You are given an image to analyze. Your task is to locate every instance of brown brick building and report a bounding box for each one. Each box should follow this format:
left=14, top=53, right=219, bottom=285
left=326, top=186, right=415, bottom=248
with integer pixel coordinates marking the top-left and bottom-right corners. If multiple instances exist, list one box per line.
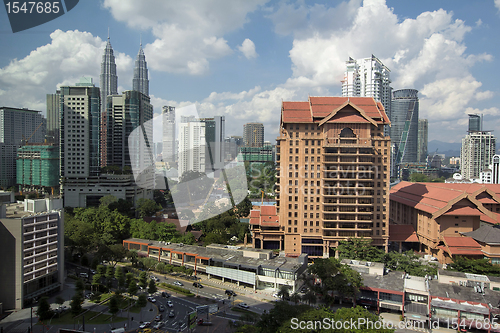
left=251, top=97, right=391, bottom=258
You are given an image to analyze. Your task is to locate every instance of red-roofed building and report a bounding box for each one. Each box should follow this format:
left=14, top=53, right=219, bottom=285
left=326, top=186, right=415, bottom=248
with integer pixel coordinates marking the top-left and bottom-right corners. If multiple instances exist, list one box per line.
left=390, top=181, right=500, bottom=263
left=271, top=96, right=390, bottom=257
left=250, top=205, right=283, bottom=250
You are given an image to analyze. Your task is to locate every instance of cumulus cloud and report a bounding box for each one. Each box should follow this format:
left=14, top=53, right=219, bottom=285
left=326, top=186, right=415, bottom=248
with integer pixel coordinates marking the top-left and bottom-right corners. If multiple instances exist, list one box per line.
left=103, top=0, right=267, bottom=74
left=495, top=0, right=500, bottom=10
left=0, top=30, right=132, bottom=112
left=238, top=39, right=258, bottom=59
left=265, top=0, right=493, bottom=141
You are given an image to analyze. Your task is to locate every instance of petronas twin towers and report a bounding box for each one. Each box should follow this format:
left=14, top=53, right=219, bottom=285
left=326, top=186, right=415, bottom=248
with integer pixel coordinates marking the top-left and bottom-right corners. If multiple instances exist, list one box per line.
left=99, top=35, right=152, bottom=169
left=99, top=35, right=150, bottom=114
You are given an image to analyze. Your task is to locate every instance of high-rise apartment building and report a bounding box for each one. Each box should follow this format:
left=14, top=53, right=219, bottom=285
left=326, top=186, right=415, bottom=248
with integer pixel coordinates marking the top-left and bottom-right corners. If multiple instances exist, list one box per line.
left=162, top=106, right=176, bottom=165
left=132, top=42, right=149, bottom=96
left=391, top=89, right=419, bottom=166
left=418, top=119, right=428, bottom=163
left=0, top=198, right=64, bottom=309
left=341, top=55, right=392, bottom=134
left=201, top=116, right=225, bottom=172
left=0, top=107, right=46, bottom=187
left=103, top=91, right=153, bottom=170
left=46, top=91, right=60, bottom=144
left=461, top=115, right=496, bottom=180
left=243, top=123, right=264, bottom=147
left=251, top=97, right=391, bottom=256
left=179, top=116, right=205, bottom=178
left=99, top=36, right=118, bottom=167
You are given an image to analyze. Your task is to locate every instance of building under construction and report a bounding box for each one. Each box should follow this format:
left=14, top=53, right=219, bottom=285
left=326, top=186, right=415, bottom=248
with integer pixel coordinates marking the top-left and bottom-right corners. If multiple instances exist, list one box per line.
left=238, top=145, right=275, bottom=164
left=16, top=144, right=59, bottom=192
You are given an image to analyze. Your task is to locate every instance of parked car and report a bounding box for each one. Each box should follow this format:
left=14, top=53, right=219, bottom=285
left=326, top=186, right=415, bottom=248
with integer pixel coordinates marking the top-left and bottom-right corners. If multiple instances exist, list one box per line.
left=238, top=303, right=249, bottom=309
left=153, top=322, right=162, bottom=329
left=168, top=310, right=175, bottom=318
left=167, top=300, right=173, bottom=307
left=193, top=282, right=203, bottom=288
left=159, top=305, right=165, bottom=312
left=173, top=281, right=183, bottom=286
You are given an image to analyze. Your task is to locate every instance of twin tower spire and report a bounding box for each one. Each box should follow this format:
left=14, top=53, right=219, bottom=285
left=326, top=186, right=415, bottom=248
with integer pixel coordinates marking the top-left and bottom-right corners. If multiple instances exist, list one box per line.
left=99, top=34, right=149, bottom=114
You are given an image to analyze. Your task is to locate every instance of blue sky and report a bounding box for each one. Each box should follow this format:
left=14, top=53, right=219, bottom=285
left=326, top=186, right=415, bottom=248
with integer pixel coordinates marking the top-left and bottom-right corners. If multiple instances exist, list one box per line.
left=0, top=0, right=499, bottom=143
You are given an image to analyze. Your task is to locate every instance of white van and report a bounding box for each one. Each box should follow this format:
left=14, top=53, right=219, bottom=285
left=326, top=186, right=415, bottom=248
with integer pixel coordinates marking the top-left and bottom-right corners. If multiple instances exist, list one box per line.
left=110, top=328, right=125, bottom=333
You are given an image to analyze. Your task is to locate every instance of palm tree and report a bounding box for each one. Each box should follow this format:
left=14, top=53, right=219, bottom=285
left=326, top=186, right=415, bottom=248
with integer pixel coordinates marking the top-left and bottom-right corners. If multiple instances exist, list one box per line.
left=290, top=292, right=301, bottom=305
left=302, top=290, right=317, bottom=306
left=277, top=285, right=290, bottom=301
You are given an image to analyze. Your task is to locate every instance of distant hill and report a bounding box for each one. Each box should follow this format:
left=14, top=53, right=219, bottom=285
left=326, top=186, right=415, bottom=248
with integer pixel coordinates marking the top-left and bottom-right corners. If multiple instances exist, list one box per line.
left=428, top=140, right=461, bottom=157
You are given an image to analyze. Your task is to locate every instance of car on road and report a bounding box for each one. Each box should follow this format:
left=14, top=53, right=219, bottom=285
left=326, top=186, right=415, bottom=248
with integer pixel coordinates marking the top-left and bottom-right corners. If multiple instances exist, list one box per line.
left=159, top=305, right=165, bottom=312
left=272, top=293, right=279, bottom=298
left=153, top=322, right=162, bottom=329
left=173, top=281, right=183, bottom=286
left=225, top=290, right=237, bottom=296
left=155, top=314, right=162, bottom=322
left=147, top=297, right=156, bottom=303
left=150, top=276, right=160, bottom=282
left=238, top=303, right=249, bottom=309
left=167, top=300, right=173, bottom=307
left=193, top=282, right=203, bottom=288
left=90, top=269, right=96, bottom=275
left=168, top=310, right=175, bottom=318
left=79, top=272, right=88, bottom=279
left=161, top=291, right=169, bottom=298
left=139, top=321, right=151, bottom=329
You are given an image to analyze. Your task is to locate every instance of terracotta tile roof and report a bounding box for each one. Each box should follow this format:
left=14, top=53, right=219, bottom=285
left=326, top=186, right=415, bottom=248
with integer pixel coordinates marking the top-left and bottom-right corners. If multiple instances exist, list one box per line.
left=390, top=182, right=500, bottom=222
left=281, top=96, right=389, bottom=125
left=389, top=224, right=419, bottom=242
left=249, top=206, right=280, bottom=226
left=442, top=237, right=483, bottom=256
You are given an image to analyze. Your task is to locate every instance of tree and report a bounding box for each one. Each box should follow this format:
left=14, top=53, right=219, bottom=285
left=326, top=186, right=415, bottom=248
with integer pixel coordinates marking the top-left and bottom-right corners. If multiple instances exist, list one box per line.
left=125, top=272, right=134, bottom=287
left=235, top=196, right=252, bottom=218
left=257, top=301, right=309, bottom=333
left=115, top=266, right=125, bottom=289
left=36, top=297, right=53, bottom=321
left=148, top=279, right=157, bottom=294
left=301, top=290, right=317, bottom=306
left=136, top=198, right=161, bottom=218
left=100, top=195, right=118, bottom=207
left=108, top=295, right=120, bottom=321
left=337, top=238, right=385, bottom=262
left=105, top=244, right=128, bottom=266
left=136, top=294, right=148, bottom=322
left=97, top=264, right=106, bottom=275
left=75, top=278, right=85, bottom=297
left=105, top=265, right=115, bottom=279
left=138, top=271, right=147, bottom=289
left=128, top=280, right=138, bottom=296
left=81, top=255, right=89, bottom=267
left=290, top=292, right=301, bottom=305
left=128, top=250, right=139, bottom=267
left=70, top=294, right=83, bottom=316
left=277, top=285, right=290, bottom=301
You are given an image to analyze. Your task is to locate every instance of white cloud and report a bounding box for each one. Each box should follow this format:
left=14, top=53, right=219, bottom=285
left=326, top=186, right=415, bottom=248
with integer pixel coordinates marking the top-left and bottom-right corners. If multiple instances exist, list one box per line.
left=238, top=39, right=258, bottom=59
left=265, top=0, right=494, bottom=141
left=0, top=30, right=132, bottom=112
left=495, top=0, right=500, bottom=10
left=103, top=0, right=268, bottom=74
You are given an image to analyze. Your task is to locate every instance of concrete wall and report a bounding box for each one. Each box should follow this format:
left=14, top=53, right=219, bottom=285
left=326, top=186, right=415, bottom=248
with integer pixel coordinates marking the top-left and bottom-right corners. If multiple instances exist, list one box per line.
left=0, top=218, right=22, bottom=309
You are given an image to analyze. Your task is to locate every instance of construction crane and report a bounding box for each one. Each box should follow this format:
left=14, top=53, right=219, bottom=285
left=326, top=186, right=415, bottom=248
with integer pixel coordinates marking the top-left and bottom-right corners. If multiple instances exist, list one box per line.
left=21, top=121, right=44, bottom=145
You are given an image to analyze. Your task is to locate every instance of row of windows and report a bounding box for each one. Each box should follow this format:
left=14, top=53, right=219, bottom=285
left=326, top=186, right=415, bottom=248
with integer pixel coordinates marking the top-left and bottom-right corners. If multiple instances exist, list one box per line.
left=289, top=140, right=322, bottom=146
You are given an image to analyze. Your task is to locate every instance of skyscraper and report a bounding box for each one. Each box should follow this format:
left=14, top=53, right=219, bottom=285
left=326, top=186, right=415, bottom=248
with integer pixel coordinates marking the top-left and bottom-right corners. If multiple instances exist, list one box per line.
left=99, top=35, right=118, bottom=167
left=132, top=42, right=149, bottom=96
left=341, top=55, right=392, bottom=134
left=251, top=97, right=391, bottom=255
left=104, top=91, right=153, bottom=170
left=417, top=119, right=428, bottom=163
left=46, top=91, right=60, bottom=144
left=461, top=115, right=496, bottom=180
left=59, top=77, right=101, bottom=178
left=391, top=89, right=419, bottom=166
left=179, top=116, right=205, bottom=177
left=162, top=106, right=176, bottom=165
left=201, top=116, right=225, bottom=172
left=243, top=123, right=264, bottom=147
left=0, top=107, right=46, bottom=187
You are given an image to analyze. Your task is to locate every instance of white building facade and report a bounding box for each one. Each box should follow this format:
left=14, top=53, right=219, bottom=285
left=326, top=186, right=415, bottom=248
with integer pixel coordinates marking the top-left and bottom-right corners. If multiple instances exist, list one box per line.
left=461, top=132, right=496, bottom=180
left=178, top=116, right=205, bottom=178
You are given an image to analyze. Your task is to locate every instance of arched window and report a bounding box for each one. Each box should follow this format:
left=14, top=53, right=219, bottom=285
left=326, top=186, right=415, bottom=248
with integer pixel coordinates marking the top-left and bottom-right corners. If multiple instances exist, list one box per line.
left=339, top=127, right=356, bottom=138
